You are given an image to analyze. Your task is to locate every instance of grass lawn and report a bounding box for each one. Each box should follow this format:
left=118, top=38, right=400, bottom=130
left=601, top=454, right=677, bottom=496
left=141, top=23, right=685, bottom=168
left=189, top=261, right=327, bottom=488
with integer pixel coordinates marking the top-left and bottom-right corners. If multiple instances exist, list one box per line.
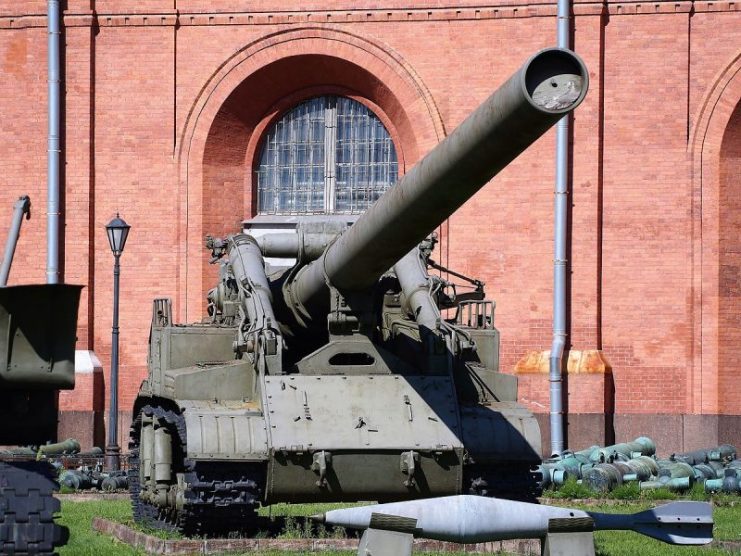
left=57, top=497, right=740, bottom=556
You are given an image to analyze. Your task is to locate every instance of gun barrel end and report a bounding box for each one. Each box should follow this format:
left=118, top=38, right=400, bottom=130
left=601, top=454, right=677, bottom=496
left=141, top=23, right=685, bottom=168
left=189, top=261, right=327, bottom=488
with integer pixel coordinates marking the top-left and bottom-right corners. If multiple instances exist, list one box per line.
left=310, top=514, right=325, bottom=524
left=525, top=48, right=589, bottom=114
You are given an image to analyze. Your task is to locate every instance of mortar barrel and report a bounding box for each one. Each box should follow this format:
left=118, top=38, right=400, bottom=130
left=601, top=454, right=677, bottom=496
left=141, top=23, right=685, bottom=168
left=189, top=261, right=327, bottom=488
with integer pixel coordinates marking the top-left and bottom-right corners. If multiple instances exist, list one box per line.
left=101, top=474, right=129, bottom=491
left=692, top=463, right=718, bottom=481
left=288, top=48, right=588, bottom=318
left=659, top=461, right=694, bottom=481
left=59, top=469, right=93, bottom=490
left=584, top=463, right=624, bottom=492
left=625, top=456, right=659, bottom=481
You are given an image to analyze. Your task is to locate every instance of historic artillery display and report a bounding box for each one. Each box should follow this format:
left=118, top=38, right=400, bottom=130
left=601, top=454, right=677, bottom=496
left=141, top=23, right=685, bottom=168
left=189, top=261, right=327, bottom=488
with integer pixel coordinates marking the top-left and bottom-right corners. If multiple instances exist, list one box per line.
left=0, top=196, right=82, bottom=554
left=129, top=47, right=589, bottom=535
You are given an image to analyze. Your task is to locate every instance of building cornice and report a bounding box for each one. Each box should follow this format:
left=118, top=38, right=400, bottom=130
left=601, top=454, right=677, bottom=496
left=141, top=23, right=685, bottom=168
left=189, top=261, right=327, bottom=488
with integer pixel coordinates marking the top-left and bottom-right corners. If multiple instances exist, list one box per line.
left=0, top=1, right=736, bottom=30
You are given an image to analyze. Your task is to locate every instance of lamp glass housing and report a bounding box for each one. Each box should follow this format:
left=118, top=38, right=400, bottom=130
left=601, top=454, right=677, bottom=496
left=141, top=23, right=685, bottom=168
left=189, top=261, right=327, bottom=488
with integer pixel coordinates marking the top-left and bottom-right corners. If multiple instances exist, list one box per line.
left=106, top=215, right=130, bottom=256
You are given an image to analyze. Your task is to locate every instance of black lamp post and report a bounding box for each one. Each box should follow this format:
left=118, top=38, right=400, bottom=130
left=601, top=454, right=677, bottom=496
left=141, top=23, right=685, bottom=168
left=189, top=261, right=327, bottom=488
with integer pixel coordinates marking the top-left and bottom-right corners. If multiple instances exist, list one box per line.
left=105, top=214, right=130, bottom=471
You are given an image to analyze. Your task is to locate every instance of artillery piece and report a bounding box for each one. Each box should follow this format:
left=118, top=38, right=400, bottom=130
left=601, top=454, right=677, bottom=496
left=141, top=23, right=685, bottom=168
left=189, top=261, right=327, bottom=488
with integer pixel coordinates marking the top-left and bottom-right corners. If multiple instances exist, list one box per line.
left=0, top=196, right=82, bottom=554
left=129, top=47, right=589, bottom=535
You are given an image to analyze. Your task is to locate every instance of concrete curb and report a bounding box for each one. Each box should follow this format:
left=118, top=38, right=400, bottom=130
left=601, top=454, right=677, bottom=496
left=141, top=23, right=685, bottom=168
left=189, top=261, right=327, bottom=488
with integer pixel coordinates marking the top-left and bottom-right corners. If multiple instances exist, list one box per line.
left=91, top=518, right=542, bottom=554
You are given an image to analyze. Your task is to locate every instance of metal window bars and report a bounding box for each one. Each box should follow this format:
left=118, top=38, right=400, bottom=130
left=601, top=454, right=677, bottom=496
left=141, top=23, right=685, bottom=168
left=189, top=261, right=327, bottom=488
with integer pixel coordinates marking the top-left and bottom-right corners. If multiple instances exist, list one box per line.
left=256, top=96, right=398, bottom=215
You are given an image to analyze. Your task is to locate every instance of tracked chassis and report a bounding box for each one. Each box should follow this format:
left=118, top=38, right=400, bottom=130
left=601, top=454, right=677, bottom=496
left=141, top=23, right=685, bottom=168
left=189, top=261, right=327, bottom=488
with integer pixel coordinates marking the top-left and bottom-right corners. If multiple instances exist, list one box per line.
left=129, top=396, right=541, bottom=535
left=129, top=404, right=263, bottom=536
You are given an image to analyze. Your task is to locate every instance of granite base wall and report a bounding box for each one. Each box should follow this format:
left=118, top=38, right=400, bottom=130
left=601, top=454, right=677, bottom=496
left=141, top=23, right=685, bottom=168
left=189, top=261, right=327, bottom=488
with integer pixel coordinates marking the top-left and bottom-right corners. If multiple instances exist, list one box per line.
left=536, top=413, right=740, bottom=457
left=57, top=410, right=105, bottom=452
left=58, top=410, right=131, bottom=452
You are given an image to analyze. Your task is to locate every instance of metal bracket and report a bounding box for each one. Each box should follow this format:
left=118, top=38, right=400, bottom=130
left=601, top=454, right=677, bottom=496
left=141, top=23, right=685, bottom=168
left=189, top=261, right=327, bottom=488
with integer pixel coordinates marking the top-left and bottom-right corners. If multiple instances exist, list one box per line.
left=541, top=531, right=596, bottom=556
left=151, top=298, right=172, bottom=329
left=357, top=527, right=413, bottom=556
left=312, top=450, right=332, bottom=487
left=543, top=517, right=596, bottom=556
left=400, top=451, right=419, bottom=487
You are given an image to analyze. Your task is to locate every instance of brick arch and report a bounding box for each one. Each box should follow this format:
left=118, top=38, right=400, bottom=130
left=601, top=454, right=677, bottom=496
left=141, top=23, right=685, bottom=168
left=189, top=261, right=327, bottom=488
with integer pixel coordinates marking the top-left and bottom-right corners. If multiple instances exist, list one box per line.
left=176, top=28, right=445, bottom=321
left=689, top=52, right=741, bottom=415
left=718, top=102, right=741, bottom=414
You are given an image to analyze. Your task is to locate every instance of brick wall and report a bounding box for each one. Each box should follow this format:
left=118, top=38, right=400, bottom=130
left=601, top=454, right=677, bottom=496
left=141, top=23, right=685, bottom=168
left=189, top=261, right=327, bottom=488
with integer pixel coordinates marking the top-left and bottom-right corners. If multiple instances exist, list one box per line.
left=0, top=1, right=738, bottom=448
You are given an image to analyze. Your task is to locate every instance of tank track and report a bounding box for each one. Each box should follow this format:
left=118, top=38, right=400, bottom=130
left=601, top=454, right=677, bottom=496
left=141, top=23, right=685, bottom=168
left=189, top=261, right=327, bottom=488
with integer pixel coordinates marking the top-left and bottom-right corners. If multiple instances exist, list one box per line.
left=464, top=462, right=543, bottom=502
left=129, top=404, right=264, bottom=537
left=0, top=460, right=68, bottom=555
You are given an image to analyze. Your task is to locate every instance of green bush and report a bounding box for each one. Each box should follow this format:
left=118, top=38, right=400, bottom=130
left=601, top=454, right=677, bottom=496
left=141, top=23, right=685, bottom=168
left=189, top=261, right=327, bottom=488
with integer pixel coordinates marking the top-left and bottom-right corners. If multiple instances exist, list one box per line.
left=543, top=476, right=596, bottom=499
left=638, top=486, right=678, bottom=500
left=606, top=481, right=640, bottom=500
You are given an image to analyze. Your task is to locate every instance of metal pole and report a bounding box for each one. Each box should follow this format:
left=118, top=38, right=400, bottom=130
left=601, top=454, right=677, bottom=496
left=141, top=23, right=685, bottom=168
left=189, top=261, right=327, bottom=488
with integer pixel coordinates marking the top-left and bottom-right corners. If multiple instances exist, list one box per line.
left=549, top=0, right=572, bottom=457
left=105, top=253, right=121, bottom=471
left=47, top=0, right=61, bottom=284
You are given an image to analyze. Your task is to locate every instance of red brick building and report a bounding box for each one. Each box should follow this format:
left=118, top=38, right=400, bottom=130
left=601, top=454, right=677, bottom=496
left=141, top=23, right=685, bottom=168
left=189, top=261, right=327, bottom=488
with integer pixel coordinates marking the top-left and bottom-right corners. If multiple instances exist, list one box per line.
left=0, top=1, right=738, bottom=455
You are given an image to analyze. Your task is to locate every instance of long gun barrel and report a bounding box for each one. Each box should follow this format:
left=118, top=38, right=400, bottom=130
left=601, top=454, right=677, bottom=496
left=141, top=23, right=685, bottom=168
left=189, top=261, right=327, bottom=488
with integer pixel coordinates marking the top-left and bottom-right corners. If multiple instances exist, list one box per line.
left=286, top=48, right=588, bottom=321
left=312, top=495, right=713, bottom=546
left=0, top=195, right=31, bottom=287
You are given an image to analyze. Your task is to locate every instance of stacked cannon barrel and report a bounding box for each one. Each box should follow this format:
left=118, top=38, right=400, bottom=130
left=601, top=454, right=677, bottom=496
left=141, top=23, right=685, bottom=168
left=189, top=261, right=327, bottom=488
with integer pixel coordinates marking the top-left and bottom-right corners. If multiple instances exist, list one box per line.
left=59, top=468, right=129, bottom=492
left=5, top=438, right=132, bottom=493
left=54, top=445, right=130, bottom=492
left=539, top=438, right=739, bottom=494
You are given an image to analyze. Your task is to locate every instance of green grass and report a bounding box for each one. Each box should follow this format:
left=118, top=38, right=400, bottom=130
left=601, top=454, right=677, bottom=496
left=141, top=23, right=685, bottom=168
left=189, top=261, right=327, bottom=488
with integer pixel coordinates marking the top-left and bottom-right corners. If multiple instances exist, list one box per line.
left=604, top=481, right=641, bottom=499
left=593, top=530, right=736, bottom=556
left=575, top=501, right=740, bottom=556
left=542, top=476, right=596, bottom=499
left=57, top=499, right=143, bottom=556
left=55, top=497, right=740, bottom=556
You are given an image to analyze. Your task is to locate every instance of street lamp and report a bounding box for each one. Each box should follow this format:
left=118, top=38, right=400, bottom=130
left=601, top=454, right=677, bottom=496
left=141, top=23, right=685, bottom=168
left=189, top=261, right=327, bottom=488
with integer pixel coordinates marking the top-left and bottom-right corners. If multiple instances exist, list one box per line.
left=105, top=214, right=130, bottom=471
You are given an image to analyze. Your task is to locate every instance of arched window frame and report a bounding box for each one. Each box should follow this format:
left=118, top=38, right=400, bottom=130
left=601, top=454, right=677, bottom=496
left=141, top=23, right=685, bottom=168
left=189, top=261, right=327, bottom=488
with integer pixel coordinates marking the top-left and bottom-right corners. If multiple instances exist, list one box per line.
left=249, top=90, right=403, bottom=217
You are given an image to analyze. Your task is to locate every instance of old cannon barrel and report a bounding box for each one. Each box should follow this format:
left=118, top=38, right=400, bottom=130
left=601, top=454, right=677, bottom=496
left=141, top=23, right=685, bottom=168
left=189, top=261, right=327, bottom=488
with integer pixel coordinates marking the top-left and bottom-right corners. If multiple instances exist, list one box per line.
left=589, top=437, right=656, bottom=463
left=38, top=438, right=81, bottom=456
left=672, top=444, right=736, bottom=465
left=288, top=48, right=588, bottom=318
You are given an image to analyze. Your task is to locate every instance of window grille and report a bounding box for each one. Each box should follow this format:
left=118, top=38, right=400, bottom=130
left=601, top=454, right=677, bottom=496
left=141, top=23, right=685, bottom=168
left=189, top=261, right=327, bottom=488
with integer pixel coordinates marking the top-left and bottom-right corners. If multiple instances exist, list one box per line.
left=256, top=96, right=398, bottom=215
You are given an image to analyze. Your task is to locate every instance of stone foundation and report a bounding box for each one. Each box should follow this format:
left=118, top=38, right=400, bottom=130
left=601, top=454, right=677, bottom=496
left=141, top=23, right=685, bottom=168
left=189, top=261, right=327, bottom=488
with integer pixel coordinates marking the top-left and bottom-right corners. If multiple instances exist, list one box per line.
left=534, top=412, right=741, bottom=457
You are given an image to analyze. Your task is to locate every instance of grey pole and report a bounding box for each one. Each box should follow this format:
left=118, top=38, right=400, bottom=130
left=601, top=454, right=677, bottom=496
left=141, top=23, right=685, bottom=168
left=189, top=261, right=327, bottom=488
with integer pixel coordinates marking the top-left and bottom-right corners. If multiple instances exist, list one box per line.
left=105, top=253, right=121, bottom=471
left=46, top=0, right=61, bottom=285
left=549, top=0, right=572, bottom=456
left=0, top=196, right=31, bottom=287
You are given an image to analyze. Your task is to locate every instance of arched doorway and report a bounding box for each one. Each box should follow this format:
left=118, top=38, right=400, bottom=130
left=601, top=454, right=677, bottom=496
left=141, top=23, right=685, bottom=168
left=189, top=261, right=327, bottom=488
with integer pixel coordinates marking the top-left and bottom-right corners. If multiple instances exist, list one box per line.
left=177, top=28, right=444, bottom=321
left=719, top=101, right=741, bottom=414
left=690, top=51, right=741, bottom=427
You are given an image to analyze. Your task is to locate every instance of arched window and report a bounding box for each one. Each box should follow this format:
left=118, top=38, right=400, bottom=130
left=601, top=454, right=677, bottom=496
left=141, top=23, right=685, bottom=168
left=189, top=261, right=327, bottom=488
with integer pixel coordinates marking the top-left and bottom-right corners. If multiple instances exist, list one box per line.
left=256, top=96, right=398, bottom=215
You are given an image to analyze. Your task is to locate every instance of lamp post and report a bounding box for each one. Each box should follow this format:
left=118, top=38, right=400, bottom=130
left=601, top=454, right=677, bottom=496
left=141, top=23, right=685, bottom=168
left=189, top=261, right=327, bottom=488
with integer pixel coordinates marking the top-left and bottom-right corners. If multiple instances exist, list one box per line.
left=105, top=214, right=130, bottom=471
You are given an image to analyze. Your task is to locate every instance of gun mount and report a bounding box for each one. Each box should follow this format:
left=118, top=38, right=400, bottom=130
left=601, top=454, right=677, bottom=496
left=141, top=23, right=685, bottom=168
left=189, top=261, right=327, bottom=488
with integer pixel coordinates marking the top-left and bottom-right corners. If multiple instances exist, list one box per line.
left=130, top=48, right=589, bottom=536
